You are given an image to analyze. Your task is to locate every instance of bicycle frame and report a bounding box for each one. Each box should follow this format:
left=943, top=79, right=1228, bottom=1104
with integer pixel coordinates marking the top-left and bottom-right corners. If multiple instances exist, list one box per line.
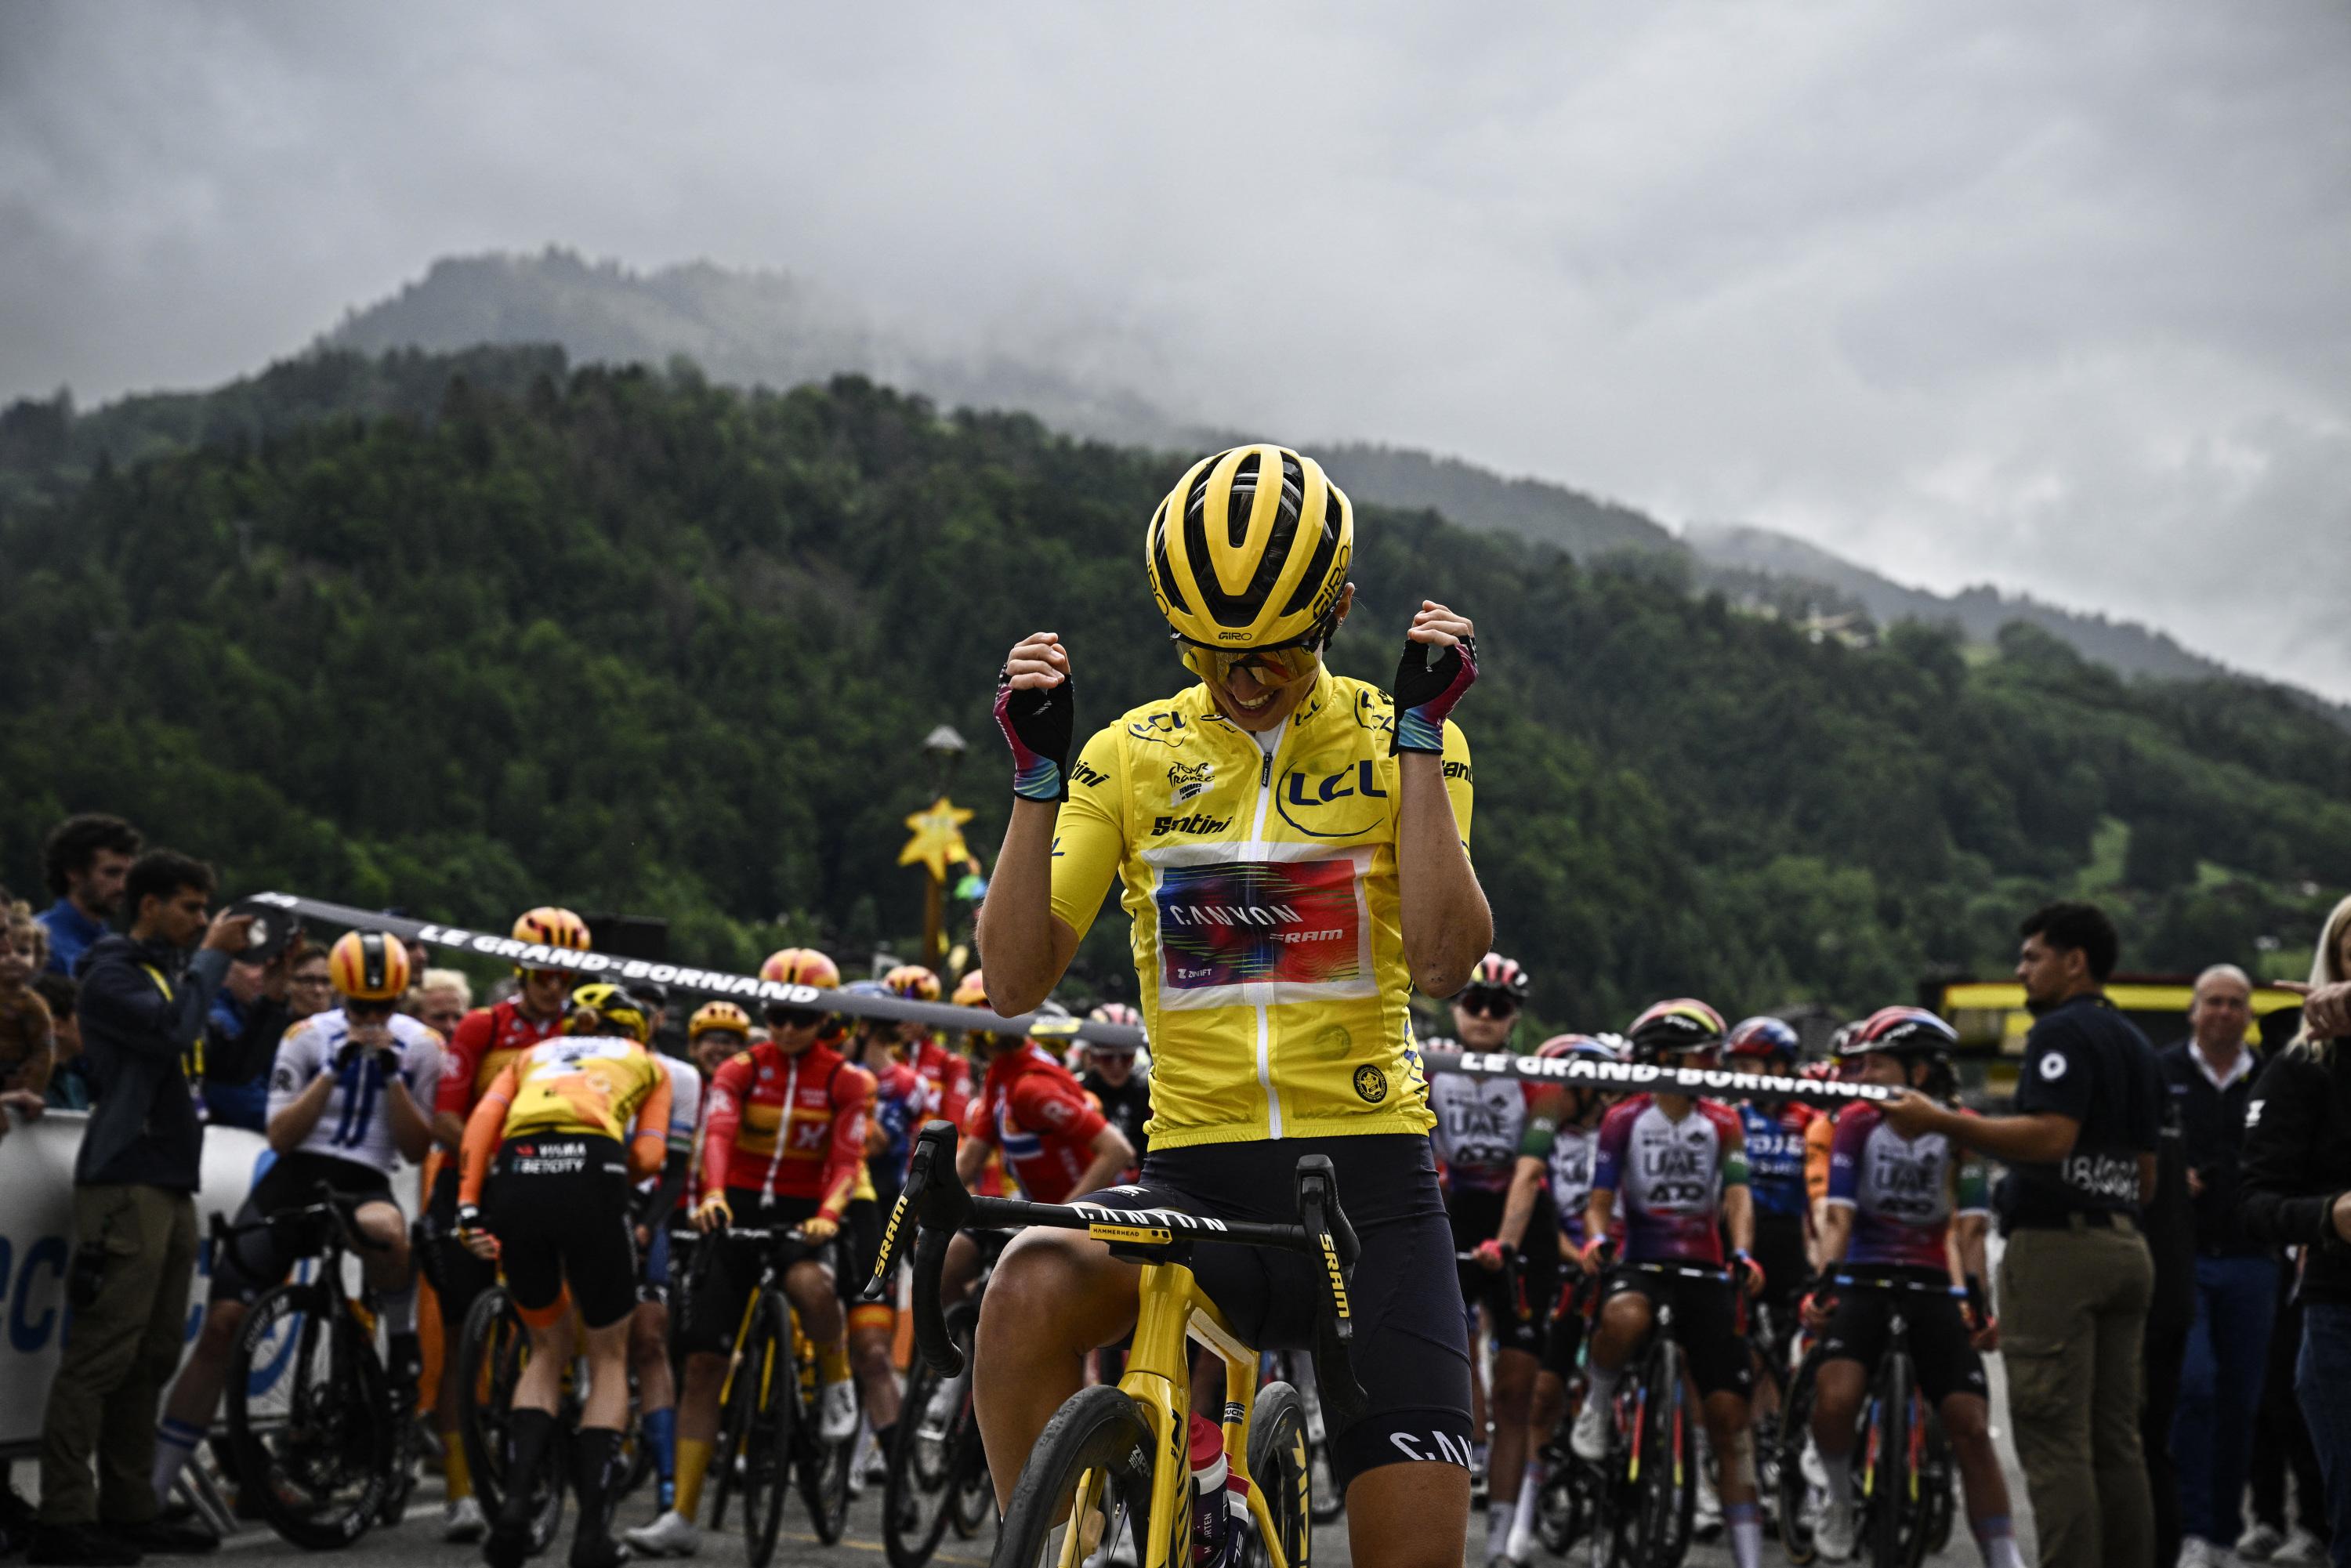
left=871, top=1122, right=1367, bottom=1568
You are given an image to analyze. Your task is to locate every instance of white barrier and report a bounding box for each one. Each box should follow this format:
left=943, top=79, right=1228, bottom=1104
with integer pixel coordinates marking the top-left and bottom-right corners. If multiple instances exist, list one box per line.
left=0, top=1110, right=276, bottom=1453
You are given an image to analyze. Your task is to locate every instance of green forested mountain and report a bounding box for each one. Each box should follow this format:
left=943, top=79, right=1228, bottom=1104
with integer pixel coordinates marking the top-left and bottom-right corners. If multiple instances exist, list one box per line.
left=4, top=352, right=2346, bottom=1028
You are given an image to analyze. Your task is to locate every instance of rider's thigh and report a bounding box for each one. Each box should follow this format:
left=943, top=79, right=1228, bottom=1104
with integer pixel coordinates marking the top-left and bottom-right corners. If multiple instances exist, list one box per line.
left=783, top=1258, right=837, bottom=1313
left=983, top=1227, right=1142, bottom=1353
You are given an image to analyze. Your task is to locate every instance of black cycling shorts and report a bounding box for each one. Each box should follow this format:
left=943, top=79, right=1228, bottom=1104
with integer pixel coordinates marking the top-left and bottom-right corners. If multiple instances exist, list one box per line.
left=1748, top=1210, right=1810, bottom=1338
left=1444, top=1185, right=1559, bottom=1359
left=427, top=1162, right=500, bottom=1327
left=677, top=1191, right=830, bottom=1355
left=210, top=1152, right=397, bottom=1306
left=1816, top=1270, right=1987, bottom=1406
left=486, top=1134, right=639, bottom=1331
left=1599, top=1264, right=1754, bottom=1400
left=1094, top=1133, right=1473, bottom=1492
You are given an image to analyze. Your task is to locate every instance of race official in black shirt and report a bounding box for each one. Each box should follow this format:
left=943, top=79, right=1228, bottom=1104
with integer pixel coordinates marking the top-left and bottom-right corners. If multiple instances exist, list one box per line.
left=1886, top=901, right=2161, bottom=1568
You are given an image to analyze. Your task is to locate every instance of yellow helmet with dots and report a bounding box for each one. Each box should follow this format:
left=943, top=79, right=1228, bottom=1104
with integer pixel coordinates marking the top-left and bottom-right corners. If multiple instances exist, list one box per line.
left=759, top=948, right=841, bottom=990
left=883, top=964, right=942, bottom=1002
left=689, top=999, right=753, bottom=1041
left=510, top=907, right=591, bottom=976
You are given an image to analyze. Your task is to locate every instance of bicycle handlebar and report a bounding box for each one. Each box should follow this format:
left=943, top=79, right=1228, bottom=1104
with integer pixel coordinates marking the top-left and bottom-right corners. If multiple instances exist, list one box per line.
left=867, top=1121, right=1371, bottom=1431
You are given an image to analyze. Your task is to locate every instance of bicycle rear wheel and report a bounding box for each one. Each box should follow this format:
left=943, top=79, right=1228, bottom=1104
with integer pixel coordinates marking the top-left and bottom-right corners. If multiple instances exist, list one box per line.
left=1246, top=1382, right=1312, bottom=1568
left=454, top=1285, right=563, bottom=1555
left=1288, top=1355, right=1343, bottom=1526
left=994, top=1385, right=1159, bottom=1568
left=226, top=1284, right=391, bottom=1549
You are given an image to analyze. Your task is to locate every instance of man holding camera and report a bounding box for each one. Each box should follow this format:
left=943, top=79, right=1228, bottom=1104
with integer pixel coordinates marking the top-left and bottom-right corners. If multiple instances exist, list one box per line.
left=34, top=852, right=252, bottom=1567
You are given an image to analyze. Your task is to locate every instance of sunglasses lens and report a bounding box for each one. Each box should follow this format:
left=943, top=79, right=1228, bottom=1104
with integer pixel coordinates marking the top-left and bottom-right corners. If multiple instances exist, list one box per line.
left=1183, top=643, right=1319, bottom=688
left=770, top=1009, right=825, bottom=1030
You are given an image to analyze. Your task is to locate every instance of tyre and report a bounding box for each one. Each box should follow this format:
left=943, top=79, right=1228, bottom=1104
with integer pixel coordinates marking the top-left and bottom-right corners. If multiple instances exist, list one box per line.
left=1865, top=1353, right=1911, bottom=1568
left=1774, top=1353, right=1820, bottom=1565
left=225, top=1284, right=391, bottom=1550
left=800, top=1368, right=858, bottom=1544
left=1533, top=1458, right=1590, bottom=1559
left=994, top=1385, right=1160, bottom=1568
left=1628, top=1338, right=1694, bottom=1568
left=883, top=1351, right=963, bottom=1568
left=733, top=1290, right=796, bottom=1568
left=1245, top=1382, right=1312, bottom=1568
left=1919, top=1410, right=1954, bottom=1556
left=1290, top=1359, right=1343, bottom=1526
left=454, top=1286, right=563, bottom=1556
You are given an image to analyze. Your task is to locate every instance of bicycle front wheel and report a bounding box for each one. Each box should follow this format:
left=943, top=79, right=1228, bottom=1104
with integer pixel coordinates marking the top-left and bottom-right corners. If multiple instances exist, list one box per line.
left=1774, top=1352, right=1821, bottom=1565
left=995, top=1385, right=1159, bottom=1568
left=1629, top=1339, right=1694, bottom=1568
left=800, top=1369, right=860, bottom=1544
left=883, top=1346, right=964, bottom=1568
left=1864, top=1353, right=1912, bottom=1568
left=733, top=1290, right=796, bottom=1568
left=1246, top=1382, right=1312, bottom=1568
left=226, top=1284, right=391, bottom=1549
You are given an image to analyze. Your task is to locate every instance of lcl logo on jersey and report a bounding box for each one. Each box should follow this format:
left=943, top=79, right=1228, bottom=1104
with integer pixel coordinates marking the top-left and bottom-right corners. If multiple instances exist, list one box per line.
left=1277, top=761, right=1389, bottom=838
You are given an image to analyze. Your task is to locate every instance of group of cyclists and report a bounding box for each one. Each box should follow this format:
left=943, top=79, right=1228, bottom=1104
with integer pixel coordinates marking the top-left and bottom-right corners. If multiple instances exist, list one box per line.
left=154, top=441, right=2041, bottom=1568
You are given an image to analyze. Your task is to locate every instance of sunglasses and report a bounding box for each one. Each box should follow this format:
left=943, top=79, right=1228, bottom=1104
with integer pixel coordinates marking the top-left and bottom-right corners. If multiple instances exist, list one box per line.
left=345, top=998, right=397, bottom=1019
left=1457, top=990, right=1519, bottom=1019
left=1177, top=637, right=1323, bottom=690
left=766, top=1007, right=828, bottom=1031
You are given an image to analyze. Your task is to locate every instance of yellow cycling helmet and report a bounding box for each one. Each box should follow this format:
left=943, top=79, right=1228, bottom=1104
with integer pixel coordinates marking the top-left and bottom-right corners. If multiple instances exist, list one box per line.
left=884, top=964, right=942, bottom=1002
left=1146, top=444, right=1353, bottom=651
left=328, top=929, right=411, bottom=1004
left=510, top=906, right=591, bottom=975
left=567, top=981, right=651, bottom=1043
left=689, top=999, right=753, bottom=1041
left=951, top=969, right=988, bottom=1010
left=759, top=948, right=841, bottom=989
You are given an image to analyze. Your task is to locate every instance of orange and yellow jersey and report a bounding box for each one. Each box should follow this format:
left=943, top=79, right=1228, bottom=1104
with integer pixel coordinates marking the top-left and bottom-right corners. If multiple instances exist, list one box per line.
left=458, top=1034, right=672, bottom=1204
left=698, top=1040, right=875, bottom=1221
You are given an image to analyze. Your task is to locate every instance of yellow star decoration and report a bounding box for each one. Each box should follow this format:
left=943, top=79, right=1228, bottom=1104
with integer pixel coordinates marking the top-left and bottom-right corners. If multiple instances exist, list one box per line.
left=899, top=795, right=976, bottom=882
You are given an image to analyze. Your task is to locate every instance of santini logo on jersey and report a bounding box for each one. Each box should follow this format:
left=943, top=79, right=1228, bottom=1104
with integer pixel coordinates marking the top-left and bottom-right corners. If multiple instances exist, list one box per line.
left=1150, top=812, right=1233, bottom=837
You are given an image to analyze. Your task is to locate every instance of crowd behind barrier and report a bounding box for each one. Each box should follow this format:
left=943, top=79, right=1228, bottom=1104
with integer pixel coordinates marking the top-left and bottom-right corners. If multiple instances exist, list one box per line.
left=3, top=807, right=2349, bottom=1568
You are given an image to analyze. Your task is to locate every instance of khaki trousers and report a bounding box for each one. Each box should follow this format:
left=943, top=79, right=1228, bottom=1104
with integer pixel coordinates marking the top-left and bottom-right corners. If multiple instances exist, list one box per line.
left=1998, top=1218, right=2157, bottom=1568
left=38, top=1184, right=198, bottom=1528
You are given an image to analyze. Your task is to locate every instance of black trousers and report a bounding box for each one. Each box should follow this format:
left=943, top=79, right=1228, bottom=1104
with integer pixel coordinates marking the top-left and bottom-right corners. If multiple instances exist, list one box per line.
left=2250, top=1266, right=2333, bottom=1542
left=2144, top=1314, right=2187, bottom=1568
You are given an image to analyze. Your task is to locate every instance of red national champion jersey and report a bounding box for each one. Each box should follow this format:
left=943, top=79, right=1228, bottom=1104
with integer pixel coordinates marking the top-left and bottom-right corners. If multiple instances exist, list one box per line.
left=967, top=1044, right=1109, bottom=1205
left=700, top=1040, right=874, bottom=1219
left=435, top=999, right=567, bottom=1119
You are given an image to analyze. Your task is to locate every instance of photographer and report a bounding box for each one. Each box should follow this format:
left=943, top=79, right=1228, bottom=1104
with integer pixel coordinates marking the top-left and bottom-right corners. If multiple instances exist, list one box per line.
left=32, top=852, right=250, bottom=1567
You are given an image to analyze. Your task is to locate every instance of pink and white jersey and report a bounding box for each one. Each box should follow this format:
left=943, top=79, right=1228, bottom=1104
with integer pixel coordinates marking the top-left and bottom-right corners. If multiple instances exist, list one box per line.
left=1429, top=1070, right=1538, bottom=1193
left=1548, top=1122, right=1599, bottom=1248
left=1590, top=1095, right=1741, bottom=1265
left=1824, top=1103, right=1990, bottom=1272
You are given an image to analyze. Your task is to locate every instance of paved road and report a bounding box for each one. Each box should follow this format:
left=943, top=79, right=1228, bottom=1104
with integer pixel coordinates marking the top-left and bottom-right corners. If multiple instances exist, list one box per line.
left=201, top=1370, right=2034, bottom=1568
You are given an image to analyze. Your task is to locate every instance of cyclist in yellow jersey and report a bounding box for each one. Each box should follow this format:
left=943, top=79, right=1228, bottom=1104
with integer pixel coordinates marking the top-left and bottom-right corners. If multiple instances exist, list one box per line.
left=457, top=983, right=671, bottom=1568
left=975, top=444, right=1493, bottom=1568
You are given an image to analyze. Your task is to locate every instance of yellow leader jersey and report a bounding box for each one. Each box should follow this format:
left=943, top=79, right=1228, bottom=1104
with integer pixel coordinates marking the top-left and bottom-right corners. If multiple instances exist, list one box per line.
left=458, top=1035, right=672, bottom=1204
left=1048, top=667, right=1473, bottom=1150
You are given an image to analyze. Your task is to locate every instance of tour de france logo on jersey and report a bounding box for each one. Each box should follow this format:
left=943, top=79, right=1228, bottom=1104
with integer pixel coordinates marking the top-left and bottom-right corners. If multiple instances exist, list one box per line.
left=1168, top=762, right=1214, bottom=806
left=1155, top=858, right=1364, bottom=994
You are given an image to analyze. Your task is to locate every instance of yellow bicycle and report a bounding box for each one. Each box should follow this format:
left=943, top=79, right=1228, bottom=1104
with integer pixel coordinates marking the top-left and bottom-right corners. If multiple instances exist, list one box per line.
left=867, top=1124, right=1367, bottom=1568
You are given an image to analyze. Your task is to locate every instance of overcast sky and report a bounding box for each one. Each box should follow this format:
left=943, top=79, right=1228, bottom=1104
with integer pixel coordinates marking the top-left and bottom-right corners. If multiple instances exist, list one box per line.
left=5, top=2, right=2348, bottom=696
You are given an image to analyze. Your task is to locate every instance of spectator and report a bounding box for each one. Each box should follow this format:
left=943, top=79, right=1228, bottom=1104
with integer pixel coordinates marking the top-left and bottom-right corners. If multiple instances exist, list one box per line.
left=2160, top=964, right=2276, bottom=1565
left=32, top=850, right=250, bottom=1567
left=1, top=916, right=56, bottom=1095
left=2241, top=896, right=2351, bottom=1567
left=1077, top=1037, right=1150, bottom=1175
left=34, top=816, right=141, bottom=979
left=2244, top=1262, right=2333, bottom=1563
left=413, top=968, right=473, bottom=1041
left=34, top=974, right=89, bottom=1111
left=200, top=940, right=306, bottom=1132
left=285, top=945, right=334, bottom=1023
left=13, top=909, right=55, bottom=976
left=1887, top=900, right=2163, bottom=1568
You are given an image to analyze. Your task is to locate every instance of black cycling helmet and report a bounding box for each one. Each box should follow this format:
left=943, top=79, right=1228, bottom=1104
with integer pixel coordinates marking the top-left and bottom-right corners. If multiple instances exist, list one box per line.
left=1624, top=998, right=1727, bottom=1064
